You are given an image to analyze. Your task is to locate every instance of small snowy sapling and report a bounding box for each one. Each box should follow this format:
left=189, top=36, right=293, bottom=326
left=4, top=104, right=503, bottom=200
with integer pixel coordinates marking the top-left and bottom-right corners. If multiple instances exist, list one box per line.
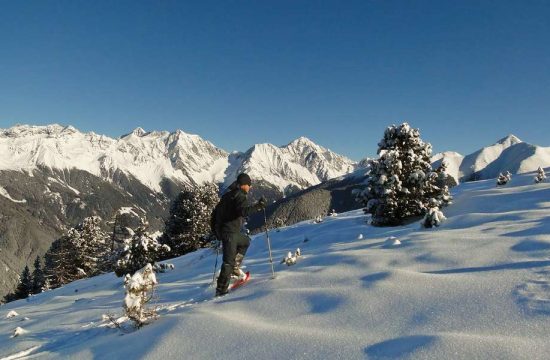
left=6, top=310, right=19, bottom=319
left=534, top=167, right=546, bottom=184
left=496, top=172, right=512, bottom=186
left=281, top=248, right=302, bottom=266
left=273, top=217, right=285, bottom=231
left=11, top=327, right=28, bottom=338
left=384, top=236, right=402, bottom=247
left=421, top=206, right=447, bottom=228
left=123, top=263, right=158, bottom=327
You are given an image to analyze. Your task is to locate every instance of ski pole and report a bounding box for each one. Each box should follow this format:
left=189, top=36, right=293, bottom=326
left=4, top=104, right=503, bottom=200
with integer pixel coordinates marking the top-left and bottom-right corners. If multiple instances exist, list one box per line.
left=263, top=208, right=276, bottom=279
left=211, top=242, right=220, bottom=285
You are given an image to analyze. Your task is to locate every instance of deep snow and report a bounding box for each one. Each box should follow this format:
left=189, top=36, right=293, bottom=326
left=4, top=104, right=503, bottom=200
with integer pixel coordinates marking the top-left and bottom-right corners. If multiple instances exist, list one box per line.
left=1, top=171, right=550, bottom=359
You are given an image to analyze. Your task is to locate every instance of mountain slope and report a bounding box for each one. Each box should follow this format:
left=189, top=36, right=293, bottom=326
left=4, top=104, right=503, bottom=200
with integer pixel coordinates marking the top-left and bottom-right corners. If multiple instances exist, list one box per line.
left=0, top=166, right=172, bottom=300
left=223, top=136, right=357, bottom=194
left=2, top=170, right=550, bottom=359
left=432, top=135, right=550, bottom=183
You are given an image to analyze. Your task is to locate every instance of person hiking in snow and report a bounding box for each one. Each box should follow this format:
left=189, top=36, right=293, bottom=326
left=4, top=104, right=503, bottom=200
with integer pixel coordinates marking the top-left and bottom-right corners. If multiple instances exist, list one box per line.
left=213, top=173, right=267, bottom=297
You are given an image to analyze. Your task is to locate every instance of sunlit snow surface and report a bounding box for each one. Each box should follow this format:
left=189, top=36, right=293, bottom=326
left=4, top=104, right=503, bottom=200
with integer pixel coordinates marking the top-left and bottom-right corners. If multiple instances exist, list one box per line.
left=0, top=125, right=355, bottom=194
left=2, top=171, right=550, bottom=359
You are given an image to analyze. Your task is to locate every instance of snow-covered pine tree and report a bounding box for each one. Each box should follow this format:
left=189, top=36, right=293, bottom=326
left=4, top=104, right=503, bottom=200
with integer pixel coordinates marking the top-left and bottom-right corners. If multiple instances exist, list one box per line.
left=434, top=159, right=457, bottom=190
left=106, top=208, right=142, bottom=272
left=273, top=217, right=285, bottom=231
left=31, top=256, right=45, bottom=295
left=14, top=266, right=32, bottom=300
left=114, top=219, right=170, bottom=277
left=534, top=167, right=546, bottom=183
left=43, top=233, right=82, bottom=288
left=359, top=123, right=450, bottom=226
left=496, top=172, right=510, bottom=186
left=161, top=183, right=219, bottom=258
left=72, top=216, right=110, bottom=276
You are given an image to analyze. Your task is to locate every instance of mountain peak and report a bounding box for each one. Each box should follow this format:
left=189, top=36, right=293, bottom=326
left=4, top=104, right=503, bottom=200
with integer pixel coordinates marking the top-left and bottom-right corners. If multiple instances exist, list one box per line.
left=287, top=136, right=319, bottom=149
left=132, top=127, right=147, bottom=137
left=496, top=134, right=522, bottom=146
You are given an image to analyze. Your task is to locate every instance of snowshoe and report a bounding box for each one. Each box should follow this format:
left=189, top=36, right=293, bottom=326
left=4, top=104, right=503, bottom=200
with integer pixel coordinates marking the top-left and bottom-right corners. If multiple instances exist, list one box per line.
left=228, top=271, right=250, bottom=291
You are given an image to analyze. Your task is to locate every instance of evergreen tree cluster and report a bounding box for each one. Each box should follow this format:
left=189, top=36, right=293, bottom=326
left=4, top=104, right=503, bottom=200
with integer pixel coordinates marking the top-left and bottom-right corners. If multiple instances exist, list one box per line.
left=4, top=182, right=222, bottom=303
left=3, top=211, right=170, bottom=303
left=3, top=256, right=47, bottom=302
left=160, top=183, right=219, bottom=258
left=114, top=219, right=170, bottom=277
left=43, top=216, right=109, bottom=289
left=358, top=123, right=452, bottom=227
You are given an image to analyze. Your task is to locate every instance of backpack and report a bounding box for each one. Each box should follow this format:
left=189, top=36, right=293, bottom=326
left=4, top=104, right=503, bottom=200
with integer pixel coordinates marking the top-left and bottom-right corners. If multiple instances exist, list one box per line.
left=210, top=189, right=232, bottom=239
left=210, top=203, right=221, bottom=239
left=210, top=183, right=239, bottom=239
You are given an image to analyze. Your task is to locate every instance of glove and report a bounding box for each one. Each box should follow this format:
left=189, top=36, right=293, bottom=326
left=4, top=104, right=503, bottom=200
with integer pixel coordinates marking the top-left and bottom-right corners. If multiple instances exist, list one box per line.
left=256, top=196, right=267, bottom=209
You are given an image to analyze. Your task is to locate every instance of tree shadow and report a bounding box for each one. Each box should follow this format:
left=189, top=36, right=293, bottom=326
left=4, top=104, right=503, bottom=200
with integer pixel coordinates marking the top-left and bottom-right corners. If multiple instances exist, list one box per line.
left=425, top=260, right=550, bottom=275
left=9, top=316, right=180, bottom=359
left=364, top=335, right=436, bottom=359
left=443, top=213, right=527, bottom=230
left=360, top=272, right=391, bottom=289
left=413, top=252, right=457, bottom=266
left=504, top=216, right=550, bottom=238
left=511, top=240, right=550, bottom=253
left=305, top=293, right=345, bottom=314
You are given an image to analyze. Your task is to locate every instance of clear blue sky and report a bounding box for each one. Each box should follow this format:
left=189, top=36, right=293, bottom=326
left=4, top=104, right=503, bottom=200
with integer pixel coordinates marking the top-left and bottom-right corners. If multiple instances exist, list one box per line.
left=1, top=0, right=549, bottom=160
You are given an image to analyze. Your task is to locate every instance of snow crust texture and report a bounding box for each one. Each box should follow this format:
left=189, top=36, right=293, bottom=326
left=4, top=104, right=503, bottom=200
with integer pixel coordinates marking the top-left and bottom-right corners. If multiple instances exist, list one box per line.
left=2, top=170, right=550, bottom=359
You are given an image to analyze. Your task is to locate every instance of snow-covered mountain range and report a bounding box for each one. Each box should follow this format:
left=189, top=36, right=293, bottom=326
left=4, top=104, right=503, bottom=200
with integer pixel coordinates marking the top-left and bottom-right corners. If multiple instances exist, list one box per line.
left=0, top=124, right=357, bottom=194
left=432, top=134, right=550, bottom=183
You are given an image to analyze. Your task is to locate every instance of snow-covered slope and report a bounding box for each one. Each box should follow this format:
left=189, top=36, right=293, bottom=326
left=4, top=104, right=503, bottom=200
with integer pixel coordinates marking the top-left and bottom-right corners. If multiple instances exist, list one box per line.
left=431, top=151, right=464, bottom=181
left=2, top=170, right=550, bottom=359
left=432, top=135, right=550, bottom=183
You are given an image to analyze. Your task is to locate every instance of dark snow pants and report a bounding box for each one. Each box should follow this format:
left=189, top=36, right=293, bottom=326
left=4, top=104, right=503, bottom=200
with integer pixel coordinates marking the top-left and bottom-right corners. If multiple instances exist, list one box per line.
left=216, top=231, right=251, bottom=294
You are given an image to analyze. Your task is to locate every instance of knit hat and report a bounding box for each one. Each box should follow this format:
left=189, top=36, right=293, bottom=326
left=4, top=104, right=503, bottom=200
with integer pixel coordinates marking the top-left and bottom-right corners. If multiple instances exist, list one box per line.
left=237, top=173, right=252, bottom=186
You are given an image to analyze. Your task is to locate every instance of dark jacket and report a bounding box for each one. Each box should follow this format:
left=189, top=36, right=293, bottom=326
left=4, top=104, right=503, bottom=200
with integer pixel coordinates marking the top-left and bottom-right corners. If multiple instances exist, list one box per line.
left=215, top=185, right=261, bottom=237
